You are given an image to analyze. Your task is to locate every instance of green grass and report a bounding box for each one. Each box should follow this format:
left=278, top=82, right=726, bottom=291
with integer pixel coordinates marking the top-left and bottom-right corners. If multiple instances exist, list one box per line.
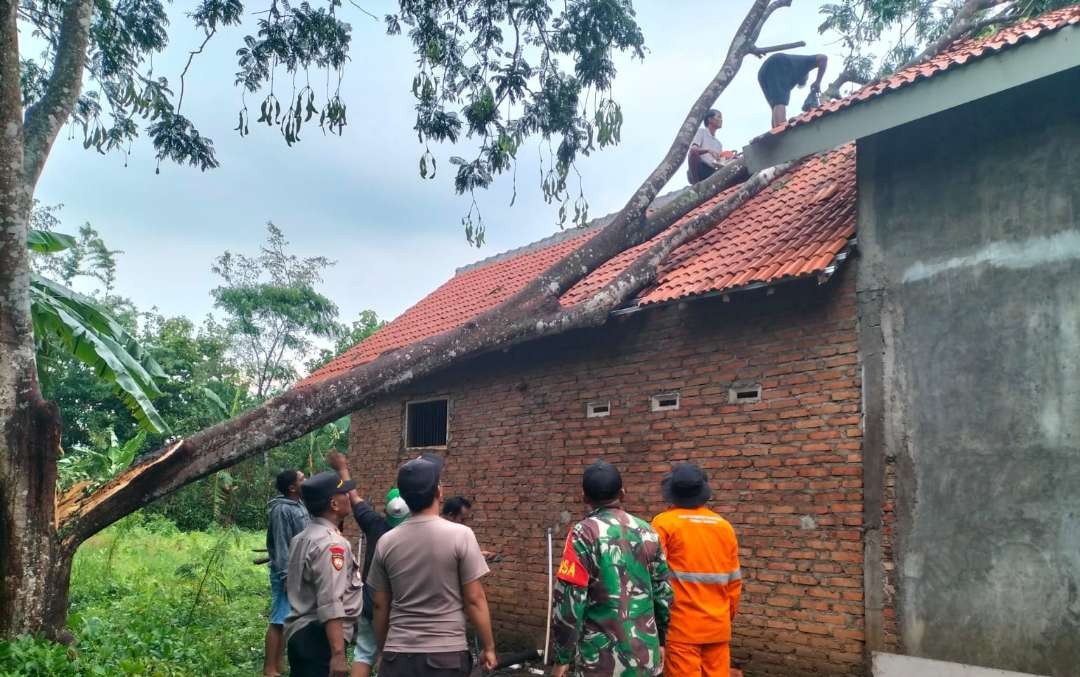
left=0, top=514, right=270, bottom=676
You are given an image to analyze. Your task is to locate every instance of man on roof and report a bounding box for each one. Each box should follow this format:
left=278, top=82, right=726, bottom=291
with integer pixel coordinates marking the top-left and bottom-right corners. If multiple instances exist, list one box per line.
left=756, top=52, right=828, bottom=128
left=688, top=109, right=735, bottom=184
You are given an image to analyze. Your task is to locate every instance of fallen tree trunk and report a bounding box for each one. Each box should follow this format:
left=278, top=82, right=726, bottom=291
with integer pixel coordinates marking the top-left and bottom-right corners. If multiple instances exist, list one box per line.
left=7, top=0, right=800, bottom=638
left=60, top=157, right=793, bottom=547
left=61, top=0, right=793, bottom=547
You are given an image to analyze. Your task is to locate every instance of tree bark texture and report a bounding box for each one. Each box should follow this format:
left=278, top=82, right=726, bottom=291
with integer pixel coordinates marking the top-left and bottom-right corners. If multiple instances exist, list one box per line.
left=0, top=13, right=68, bottom=643
left=4, top=0, right=803, bottom=639
left=0, top=0, right=90, bottom=639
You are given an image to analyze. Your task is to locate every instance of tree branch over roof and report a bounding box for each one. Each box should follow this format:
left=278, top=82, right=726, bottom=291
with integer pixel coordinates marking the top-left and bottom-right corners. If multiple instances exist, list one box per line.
left=904, top=0, right=1013, bottom=68
left=750, top=40, right=808, bottom=57
left=60, top=0, right=797, bottom=546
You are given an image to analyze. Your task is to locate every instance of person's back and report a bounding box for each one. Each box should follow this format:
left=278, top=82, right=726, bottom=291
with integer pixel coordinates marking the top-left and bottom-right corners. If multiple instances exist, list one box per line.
left=368, top=454, right=496, bottom=677
left=369, top=515, right=487, bottom=649
left=573, top=507, right=668, bottom=658
left=552, top=461, right=672, bottom=677
left=652, top=507, right=740, bottom=640
left=652, top=462, right=741, bottom=677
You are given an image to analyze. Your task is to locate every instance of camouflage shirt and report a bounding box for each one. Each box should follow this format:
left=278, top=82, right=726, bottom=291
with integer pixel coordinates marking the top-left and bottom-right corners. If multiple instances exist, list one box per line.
left=551, top=506, right=673, bottom=676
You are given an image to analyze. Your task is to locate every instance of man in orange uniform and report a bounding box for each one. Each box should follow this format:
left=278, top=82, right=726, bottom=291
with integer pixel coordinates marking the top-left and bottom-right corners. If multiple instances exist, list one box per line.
left=652, top=462, right=742, bottom=677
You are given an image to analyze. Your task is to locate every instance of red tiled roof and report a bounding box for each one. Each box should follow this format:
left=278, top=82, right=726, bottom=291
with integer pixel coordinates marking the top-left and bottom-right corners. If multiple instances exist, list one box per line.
left=772, top=4, right=1080, bottom=135
left=305, top=145, right=856, bottom=385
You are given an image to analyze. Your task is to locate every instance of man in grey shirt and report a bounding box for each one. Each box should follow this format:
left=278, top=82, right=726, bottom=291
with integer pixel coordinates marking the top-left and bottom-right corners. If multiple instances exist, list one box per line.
left=368, top=454, right=498, bottom=676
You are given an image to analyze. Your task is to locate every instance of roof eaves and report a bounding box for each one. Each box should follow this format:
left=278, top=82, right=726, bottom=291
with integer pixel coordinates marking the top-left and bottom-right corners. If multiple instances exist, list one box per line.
left=610, top=234, right=858, bottom=317
left=743, top=18, right=1080, bottom=172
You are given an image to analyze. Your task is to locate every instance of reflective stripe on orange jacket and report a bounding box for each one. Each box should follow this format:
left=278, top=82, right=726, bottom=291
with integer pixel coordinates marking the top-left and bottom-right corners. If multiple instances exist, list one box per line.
left=652, top=507, right=741, bottom=645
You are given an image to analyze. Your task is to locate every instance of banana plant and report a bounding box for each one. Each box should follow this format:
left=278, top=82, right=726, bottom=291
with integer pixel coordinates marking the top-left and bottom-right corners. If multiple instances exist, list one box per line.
left=202, top=386, right=245, bottom=524
left=28, top=229, right=170, bottom=434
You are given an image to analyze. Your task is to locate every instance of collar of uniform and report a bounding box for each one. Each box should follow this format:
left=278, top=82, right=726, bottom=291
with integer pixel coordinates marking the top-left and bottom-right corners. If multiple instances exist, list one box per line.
left=311, top=516, right=339, bottom=530
left=587, top=504, right=623, bottom=518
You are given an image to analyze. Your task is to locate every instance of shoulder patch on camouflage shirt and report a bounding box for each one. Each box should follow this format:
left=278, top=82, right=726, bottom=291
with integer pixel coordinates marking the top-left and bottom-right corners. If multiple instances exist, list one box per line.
left=556, top=534, right=588, bottom=587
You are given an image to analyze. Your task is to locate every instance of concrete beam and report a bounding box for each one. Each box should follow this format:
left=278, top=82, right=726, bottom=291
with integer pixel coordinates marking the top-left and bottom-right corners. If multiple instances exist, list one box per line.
left=873, top=653, right=1048, bottom=677
left=743, top=24, right=1080, bottom=172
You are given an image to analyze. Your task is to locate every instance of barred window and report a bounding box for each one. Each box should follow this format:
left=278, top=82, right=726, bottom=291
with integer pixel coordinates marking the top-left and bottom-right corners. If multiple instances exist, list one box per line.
left=406, top=399, right=448, bottom=447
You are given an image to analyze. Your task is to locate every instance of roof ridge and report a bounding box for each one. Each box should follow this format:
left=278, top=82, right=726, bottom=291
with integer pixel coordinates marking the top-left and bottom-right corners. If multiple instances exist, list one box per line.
left=454, top=186, right=693, bottom=275
left=765, top=2, right=1080, bottom=137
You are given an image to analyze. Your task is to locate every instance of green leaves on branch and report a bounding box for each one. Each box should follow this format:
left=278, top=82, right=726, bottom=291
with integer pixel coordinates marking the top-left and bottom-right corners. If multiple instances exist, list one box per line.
left=212, top=284, right=340, bottom=340
left=212, top=223, right=343, bottom=397
left=27, top=230, right=78, bottom=254
left=816, top=1, right=1076, bottom=91
left=31, top=274, right=171, bottom=435
left=58, top=430, right=148, bottom=493
left=393, top=0, right=645, bottom=232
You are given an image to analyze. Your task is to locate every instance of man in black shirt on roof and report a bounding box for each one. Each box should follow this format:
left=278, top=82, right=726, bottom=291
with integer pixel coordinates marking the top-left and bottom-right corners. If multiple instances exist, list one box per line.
left=757, top=52, right=828, bottom=128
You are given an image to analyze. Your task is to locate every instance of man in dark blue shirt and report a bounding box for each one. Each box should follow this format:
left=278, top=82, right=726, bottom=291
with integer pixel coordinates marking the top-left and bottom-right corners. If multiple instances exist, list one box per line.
left=757, top=52, right=828, bottom=128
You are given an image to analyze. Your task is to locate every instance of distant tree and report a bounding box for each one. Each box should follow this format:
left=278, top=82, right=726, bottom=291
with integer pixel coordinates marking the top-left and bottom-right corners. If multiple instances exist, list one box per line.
left=212, top=223, right=341, bottom=399
left=305, top=310, right=385, bottom=374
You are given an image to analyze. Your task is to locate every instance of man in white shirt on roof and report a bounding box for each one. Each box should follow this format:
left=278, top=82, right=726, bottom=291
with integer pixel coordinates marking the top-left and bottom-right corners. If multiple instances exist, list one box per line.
left=688, top=109, right=734, bottom=183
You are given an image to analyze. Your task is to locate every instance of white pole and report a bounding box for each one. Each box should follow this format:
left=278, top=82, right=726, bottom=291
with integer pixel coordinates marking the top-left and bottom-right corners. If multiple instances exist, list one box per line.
left=544, top=527, right=553, bottom=666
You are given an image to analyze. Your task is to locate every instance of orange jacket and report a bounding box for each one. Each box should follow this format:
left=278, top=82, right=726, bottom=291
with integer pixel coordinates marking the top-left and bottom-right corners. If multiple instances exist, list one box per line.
left=652, top=507, right=741, bottom=645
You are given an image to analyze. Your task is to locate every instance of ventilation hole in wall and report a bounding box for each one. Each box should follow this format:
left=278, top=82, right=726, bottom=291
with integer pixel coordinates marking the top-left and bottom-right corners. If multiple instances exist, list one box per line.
left=729, top=385, right=762, bottom=404
left=650, top=392, right=680, bottom=412
left=586, top=401, right=611, bottom=418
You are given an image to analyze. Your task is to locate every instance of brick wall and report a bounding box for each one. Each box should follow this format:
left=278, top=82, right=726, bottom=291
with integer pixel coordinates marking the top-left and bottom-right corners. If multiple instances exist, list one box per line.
left=347, top=270, right=865, bottom=675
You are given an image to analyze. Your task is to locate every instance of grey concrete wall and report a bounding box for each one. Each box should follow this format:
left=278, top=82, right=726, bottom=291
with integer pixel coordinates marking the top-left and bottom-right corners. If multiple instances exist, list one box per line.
left=857, top=67, right=1080, bottom=677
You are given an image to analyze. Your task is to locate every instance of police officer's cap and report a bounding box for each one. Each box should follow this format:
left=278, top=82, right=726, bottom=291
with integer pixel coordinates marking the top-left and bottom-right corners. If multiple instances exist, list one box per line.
left=582, top=460, right=623, bottom=502
left=301, top=470, right=356, bottom=504
left=397, top=453, right=444, bottom=503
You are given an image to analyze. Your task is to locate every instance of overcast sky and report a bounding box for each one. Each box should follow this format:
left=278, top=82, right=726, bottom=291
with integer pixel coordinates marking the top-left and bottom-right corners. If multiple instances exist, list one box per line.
left=34, top=1, right=837, bottom=331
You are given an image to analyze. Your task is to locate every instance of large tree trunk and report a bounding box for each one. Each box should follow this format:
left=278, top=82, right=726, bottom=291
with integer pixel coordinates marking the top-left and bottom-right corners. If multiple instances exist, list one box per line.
left=0, top=0, right=92, bottom=639
left=0, top=0, right=67, bottom=632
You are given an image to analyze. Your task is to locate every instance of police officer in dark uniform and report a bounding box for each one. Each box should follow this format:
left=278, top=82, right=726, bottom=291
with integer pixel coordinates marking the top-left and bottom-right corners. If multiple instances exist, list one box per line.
left=284, top=471, right=365, bottom=677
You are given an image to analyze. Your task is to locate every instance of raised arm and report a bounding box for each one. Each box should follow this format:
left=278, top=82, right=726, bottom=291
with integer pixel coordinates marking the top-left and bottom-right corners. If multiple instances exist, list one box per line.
left=327, top=451, right=362, bottom=506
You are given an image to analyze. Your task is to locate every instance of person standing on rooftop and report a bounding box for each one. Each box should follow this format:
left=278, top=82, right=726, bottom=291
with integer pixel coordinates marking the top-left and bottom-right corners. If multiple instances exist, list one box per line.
left=368, top=454, right=498, bottom=676
left=756, top=52, right=828, bottom=128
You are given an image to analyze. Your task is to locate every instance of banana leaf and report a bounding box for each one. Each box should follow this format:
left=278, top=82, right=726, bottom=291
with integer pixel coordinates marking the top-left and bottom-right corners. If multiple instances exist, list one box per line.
left=27, top=229, right=77, bottom=253
left=30, top=274, right=170, bottom=434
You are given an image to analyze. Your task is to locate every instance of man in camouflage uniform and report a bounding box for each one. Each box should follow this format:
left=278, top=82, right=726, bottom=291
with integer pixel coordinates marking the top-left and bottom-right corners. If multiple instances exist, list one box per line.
left=551, top=460, right=673, bottom=677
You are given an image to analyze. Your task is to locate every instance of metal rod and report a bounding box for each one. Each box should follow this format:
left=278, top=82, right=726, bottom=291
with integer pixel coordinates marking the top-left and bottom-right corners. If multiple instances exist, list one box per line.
left=544, top=527, right=553, bottom=665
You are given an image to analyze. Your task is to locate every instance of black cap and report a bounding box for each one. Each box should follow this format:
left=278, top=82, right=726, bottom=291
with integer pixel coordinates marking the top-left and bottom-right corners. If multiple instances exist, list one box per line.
left=301, top=471, right=356, bottom=504
left=582, top=460, right=623, bottom=502
left=397, top=453, right=444, bottom=502
left=661, top=462, right=712, bottom=508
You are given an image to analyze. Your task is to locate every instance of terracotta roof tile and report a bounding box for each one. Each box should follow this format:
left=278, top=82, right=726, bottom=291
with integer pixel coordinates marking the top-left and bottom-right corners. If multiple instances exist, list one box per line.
left=304, top=145, right=856, bottom=385
left=772, top=4, right=1080, bottom=135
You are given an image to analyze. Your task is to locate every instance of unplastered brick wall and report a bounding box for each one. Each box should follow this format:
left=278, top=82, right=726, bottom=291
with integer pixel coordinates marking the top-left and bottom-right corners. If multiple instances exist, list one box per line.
left=347, top=270, right=865, bottom=675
